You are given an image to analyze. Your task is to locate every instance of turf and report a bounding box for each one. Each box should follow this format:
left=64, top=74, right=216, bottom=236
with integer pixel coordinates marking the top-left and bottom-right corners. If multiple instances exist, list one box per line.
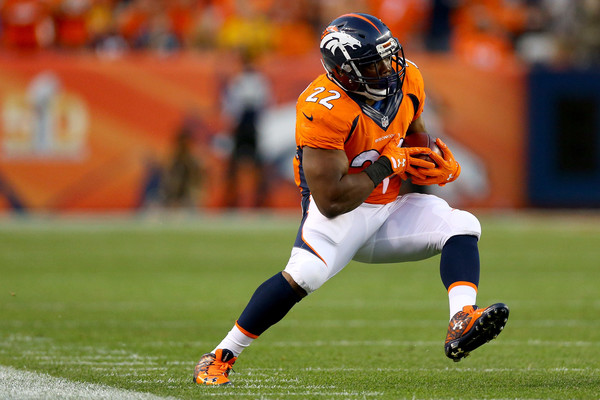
left=1, top=212, right=599, bottom=399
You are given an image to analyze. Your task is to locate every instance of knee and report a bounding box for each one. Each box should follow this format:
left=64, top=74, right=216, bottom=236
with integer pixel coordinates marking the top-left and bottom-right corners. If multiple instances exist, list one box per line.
left=283, top=249, right=329, bottom=294
left=282, top=271, right=308, bottom=298
left=447, top=209, right=481, bottom=239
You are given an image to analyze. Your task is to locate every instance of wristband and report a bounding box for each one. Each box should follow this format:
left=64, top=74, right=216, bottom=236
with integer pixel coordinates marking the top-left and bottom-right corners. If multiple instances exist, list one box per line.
left=364, top=157, right=393, bottom=187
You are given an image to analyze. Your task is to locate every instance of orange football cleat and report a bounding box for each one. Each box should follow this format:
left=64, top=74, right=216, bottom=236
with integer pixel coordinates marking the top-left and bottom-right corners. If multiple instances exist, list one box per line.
left=193, top=349, right=236, bottom=386
left=445, top=303, right=509, bottom=362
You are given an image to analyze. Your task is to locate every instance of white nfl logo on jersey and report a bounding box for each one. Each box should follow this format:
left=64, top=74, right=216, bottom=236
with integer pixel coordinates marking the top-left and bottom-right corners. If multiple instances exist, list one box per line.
left=381, top=115, right=389, bottom=128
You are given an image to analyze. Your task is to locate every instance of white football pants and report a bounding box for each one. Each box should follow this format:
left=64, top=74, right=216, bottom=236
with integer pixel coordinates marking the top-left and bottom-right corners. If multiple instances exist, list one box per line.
left=284, top=193, right=481, bottom=294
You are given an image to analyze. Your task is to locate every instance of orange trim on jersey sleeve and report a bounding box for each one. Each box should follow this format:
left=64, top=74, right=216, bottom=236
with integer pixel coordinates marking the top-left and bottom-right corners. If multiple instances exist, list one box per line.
left=235, top=320, right=259, bottom=339
left=447, top=281, right=478, bottom=293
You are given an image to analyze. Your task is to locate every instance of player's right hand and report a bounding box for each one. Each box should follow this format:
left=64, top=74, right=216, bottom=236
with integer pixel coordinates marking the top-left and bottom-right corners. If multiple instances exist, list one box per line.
left=410, top=138, right=461, bottom=186
left=381, top=143, right=435, bottom=180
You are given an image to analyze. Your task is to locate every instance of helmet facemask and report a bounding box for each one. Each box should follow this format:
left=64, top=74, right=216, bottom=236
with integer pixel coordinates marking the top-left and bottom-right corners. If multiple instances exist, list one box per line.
left=332, top=38, right=406, bottom=102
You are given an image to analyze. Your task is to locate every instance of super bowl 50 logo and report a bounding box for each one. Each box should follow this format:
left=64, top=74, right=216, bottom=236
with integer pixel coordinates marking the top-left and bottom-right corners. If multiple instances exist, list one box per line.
left=2, top=71, right=88, bottom=159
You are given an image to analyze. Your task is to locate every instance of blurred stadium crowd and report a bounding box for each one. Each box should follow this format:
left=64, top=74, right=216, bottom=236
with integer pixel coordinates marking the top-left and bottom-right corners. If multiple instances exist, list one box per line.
left=1, top=0, right=599, bottom=69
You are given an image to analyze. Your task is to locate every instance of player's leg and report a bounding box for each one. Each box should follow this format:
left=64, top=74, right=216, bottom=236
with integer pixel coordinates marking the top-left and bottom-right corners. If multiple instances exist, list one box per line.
left=230, top=197, right=381, bottom=350
left=438, top=232, right=508, bottom=361
left=355, top=192, right=484, bottom=322
left=193, top=270, right=305, bottom=386
left=354, top=193, right=481, bottom=265
left=194, top=197, right=386, bottom=385
left=285, top=197, right=389, bottom=292
left=354, top=193, right=508, bottom=361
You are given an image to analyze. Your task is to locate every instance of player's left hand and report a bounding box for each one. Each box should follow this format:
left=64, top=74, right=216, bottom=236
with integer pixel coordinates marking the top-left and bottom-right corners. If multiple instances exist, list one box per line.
left=410, top=138, right=461, bottom=186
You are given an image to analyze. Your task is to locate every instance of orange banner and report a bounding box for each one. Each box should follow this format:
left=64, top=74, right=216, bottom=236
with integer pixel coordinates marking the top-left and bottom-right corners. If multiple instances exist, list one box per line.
left=0, top=50, right=525, bottom=212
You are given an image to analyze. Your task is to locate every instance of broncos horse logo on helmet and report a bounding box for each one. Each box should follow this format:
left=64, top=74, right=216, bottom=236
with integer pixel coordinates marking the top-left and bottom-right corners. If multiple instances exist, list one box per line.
left=320, top=31, right=362, bottom=56
left=319, top=13, right=406, bottom=101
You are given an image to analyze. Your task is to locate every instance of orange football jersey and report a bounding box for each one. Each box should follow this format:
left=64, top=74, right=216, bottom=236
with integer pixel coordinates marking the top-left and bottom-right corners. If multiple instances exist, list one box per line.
left=294, top=61, right=426, bottom=205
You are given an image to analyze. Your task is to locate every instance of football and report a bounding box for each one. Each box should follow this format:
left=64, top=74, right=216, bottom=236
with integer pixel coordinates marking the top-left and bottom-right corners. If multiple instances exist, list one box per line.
left=401, top=132, right=442, bottom=165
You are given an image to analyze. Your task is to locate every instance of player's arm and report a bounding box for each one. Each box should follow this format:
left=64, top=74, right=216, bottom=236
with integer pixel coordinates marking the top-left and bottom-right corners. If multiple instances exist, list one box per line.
left=406, top=114, right=427, bottom=135
left=303, top=142, right=433, bottom=218
left=302, top=146, right=375, bottom=218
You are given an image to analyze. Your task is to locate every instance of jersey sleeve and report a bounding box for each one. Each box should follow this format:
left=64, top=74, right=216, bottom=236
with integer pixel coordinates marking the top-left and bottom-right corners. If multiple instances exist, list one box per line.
left=404, top=60, right=426, bottom=122
left=295, top=77, right=356, bottom=150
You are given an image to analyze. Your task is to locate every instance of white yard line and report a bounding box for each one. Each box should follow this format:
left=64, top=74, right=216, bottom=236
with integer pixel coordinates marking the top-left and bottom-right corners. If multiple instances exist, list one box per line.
left=0, top=366, right=178, bottom=400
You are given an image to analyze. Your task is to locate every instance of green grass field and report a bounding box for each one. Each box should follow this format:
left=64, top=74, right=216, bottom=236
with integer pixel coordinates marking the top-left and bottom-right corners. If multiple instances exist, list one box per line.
left=1, top=211, right=599, bottom=399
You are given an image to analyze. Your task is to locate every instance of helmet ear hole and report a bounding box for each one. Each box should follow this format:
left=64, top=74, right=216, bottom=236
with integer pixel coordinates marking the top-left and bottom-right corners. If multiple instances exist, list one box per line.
left=333, top=67, right=360, bottom=91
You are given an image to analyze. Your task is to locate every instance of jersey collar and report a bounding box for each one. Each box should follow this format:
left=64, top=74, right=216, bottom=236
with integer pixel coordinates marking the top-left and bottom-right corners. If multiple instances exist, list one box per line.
left=348, top=90, right=404, bottom=130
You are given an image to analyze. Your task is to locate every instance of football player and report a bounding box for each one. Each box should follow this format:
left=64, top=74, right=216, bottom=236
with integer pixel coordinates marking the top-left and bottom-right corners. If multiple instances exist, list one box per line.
left=194, top=13, right=509, bottom=386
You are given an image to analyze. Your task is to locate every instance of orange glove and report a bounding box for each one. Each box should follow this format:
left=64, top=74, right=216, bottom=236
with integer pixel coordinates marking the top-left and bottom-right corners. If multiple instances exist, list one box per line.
left=381, top=141, right=436, bottom=181
left=410, top=138, right=461, bottom=186
left=365, top=138, right=436, bottom=187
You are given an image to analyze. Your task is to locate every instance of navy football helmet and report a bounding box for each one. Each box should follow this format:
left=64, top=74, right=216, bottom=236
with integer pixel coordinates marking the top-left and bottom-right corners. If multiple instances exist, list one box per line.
left=320, top=13, right=406, bottom=101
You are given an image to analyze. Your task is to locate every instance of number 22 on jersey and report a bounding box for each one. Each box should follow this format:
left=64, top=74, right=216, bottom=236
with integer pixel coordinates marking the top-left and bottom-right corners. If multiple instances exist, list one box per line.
left=305, top=87, right=341, bottom=110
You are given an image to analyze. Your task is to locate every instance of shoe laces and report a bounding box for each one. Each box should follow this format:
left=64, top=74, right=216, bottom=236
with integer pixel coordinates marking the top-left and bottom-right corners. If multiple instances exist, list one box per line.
left=462, top=305, right=477, bottom=315
left=198, top=354, right=234, bottom=376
